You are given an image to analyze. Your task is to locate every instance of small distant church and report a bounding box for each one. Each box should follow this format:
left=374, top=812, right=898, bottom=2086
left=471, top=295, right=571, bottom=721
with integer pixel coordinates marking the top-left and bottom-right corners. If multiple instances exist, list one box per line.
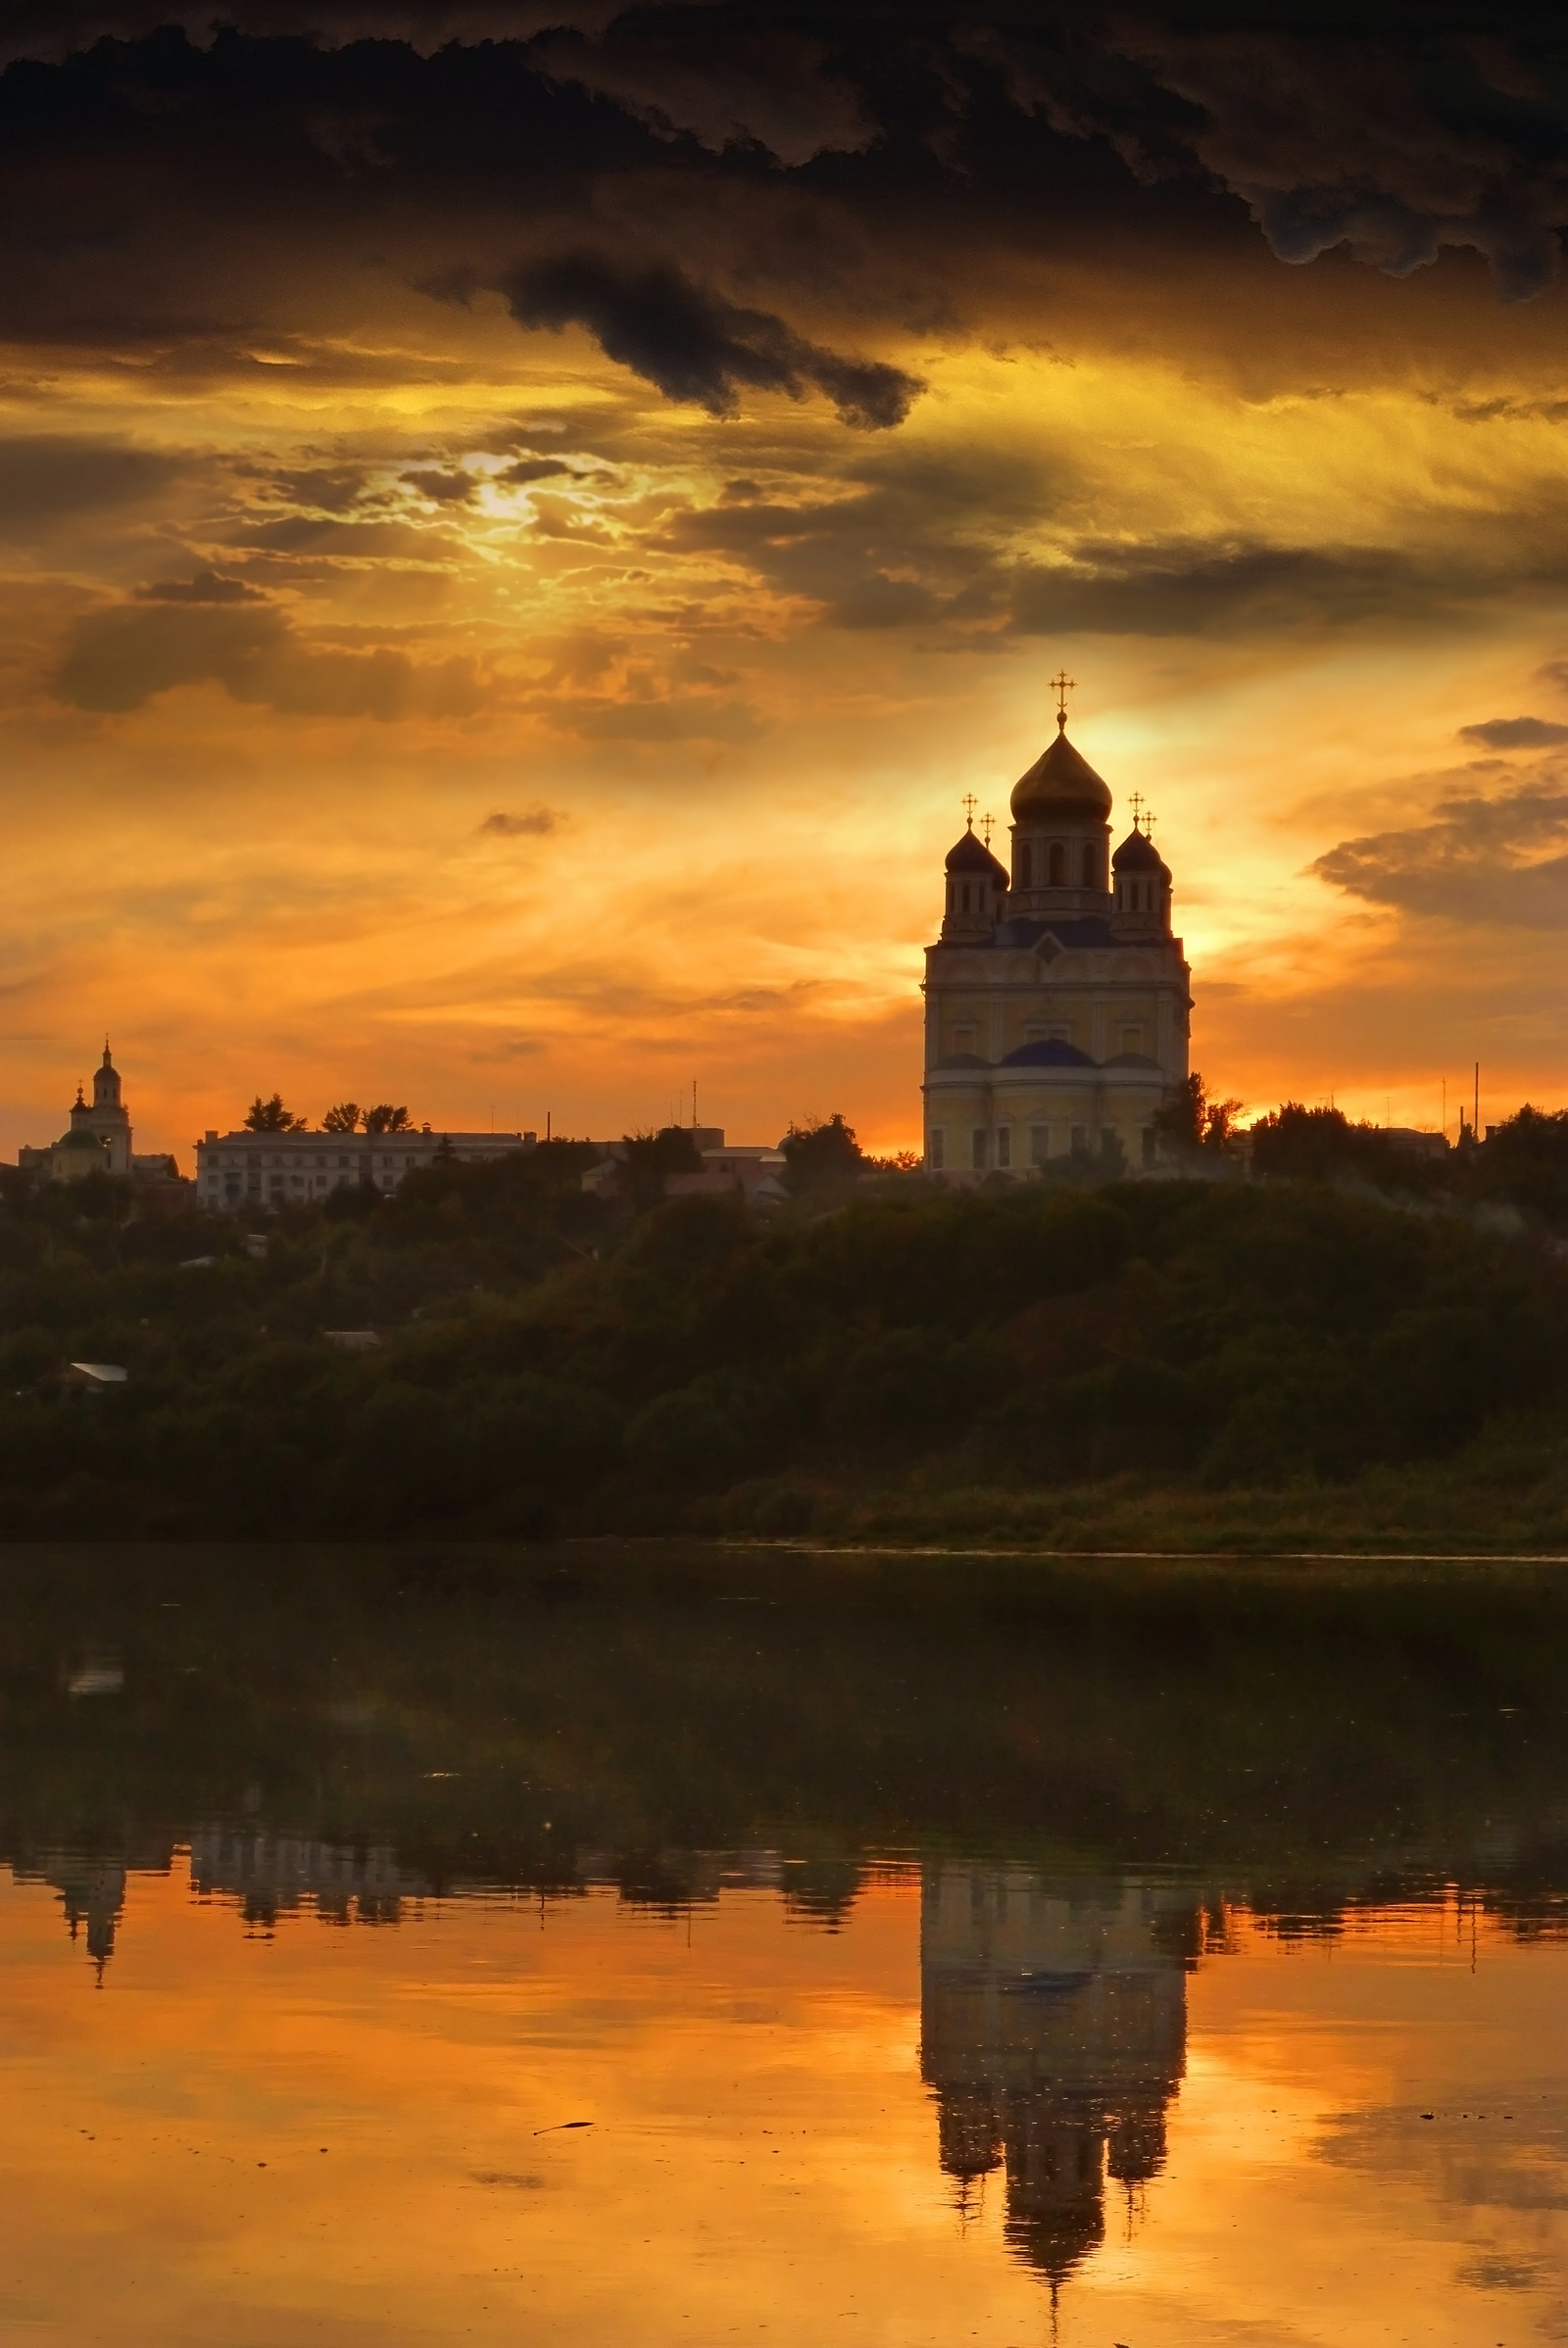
left=923, top=680, right=1192, bottom=1176
left=19, top=1046, right=176, bottom=1184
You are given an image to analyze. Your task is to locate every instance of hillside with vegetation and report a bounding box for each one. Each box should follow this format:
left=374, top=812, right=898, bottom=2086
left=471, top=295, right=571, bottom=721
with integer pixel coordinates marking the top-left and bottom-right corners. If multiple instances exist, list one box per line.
left=4, top=1096, right=1568, bottom=1548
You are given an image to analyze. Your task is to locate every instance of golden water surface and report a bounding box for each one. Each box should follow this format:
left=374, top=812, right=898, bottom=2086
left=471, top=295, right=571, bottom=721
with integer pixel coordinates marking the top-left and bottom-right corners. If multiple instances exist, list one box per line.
left=2, top=1854, right=1562, bottom=2347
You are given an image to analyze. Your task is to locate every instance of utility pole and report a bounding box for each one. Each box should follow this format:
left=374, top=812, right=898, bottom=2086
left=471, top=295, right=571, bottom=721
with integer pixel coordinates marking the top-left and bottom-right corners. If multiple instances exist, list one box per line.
left=1474, top=1061, right=1480, bottom=1142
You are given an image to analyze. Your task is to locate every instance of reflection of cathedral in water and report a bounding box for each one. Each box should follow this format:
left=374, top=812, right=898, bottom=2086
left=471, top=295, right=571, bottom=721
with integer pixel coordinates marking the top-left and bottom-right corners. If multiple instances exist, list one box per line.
left=921, top=1867, right=1193, bottom=2289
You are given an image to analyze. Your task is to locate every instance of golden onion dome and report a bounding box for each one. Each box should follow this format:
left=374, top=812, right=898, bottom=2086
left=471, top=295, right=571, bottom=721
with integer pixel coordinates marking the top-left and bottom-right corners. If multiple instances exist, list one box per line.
left=1009, top=724, right=1113, bottom=824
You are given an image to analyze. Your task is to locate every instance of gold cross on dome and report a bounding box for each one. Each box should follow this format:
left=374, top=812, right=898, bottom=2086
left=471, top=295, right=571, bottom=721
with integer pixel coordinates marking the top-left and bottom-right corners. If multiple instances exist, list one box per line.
left=1129, top=790, right=1145, bottom=831
left=961, top=791, right=978, bottom=830
left=981, top=811, right=994, bottom=847
left=1145, top=808, right=1157, bottom=841
left=1051, top=669, right=1076, bottom=729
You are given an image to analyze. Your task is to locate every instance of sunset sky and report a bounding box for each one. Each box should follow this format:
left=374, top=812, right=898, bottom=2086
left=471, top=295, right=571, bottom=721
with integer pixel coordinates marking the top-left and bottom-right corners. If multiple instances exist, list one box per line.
left=8, top=3, right=1568, bottom=1155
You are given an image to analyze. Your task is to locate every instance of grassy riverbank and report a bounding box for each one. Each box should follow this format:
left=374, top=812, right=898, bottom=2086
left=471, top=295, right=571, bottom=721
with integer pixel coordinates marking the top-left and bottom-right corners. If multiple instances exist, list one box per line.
left=2, top=1141, right=1568, bottom=1547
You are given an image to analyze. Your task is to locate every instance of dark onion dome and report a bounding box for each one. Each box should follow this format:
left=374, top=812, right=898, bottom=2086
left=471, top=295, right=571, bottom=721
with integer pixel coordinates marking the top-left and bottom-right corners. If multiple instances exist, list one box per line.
left=945, top=827, right=1009, bottom=885
left=54, top=1127, right=108, bottom=1151
left=1009, top=726, right=1113, bottom=823
left=1000, top=1038, right=1097, bottom=1068
left=1112, top=825, right=1170, bottom=878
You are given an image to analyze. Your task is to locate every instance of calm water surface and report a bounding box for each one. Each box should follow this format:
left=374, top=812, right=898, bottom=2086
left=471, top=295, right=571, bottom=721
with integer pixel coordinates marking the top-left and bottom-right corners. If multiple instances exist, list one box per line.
left=2, top=1545, right=1566, bottom=2346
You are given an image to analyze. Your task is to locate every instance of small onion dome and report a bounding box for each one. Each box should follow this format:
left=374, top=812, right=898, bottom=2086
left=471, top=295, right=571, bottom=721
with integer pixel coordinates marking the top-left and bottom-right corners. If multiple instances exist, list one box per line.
left=1010, top=728, right=1113, bottom=823
left=945, top=828, right=1009, bottom=886
left=1112, top=825, right=1169, bottom=879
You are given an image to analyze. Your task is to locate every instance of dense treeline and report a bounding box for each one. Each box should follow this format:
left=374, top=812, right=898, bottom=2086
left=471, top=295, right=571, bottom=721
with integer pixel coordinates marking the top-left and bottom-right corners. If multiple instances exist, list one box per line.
left=1, top=1116, right=1567, bottom=1538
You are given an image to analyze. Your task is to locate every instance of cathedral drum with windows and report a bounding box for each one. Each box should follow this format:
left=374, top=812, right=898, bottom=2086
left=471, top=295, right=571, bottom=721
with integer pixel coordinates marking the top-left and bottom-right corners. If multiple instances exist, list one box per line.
left=923, top=696, right=1192, bottom=1176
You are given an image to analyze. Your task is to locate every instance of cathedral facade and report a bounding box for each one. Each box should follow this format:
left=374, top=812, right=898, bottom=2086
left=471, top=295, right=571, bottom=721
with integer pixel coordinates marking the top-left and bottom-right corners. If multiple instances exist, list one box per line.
left=922, top=703, right=1191, bottom=1176
left=19, top=1045, right=134, bottom=1182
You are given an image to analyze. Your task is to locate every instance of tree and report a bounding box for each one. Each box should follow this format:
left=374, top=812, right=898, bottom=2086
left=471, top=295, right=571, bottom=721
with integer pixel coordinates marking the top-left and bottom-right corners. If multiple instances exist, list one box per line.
left=621, top=1125, right=703, bottom=1203
left=781, top=1113, right=864, bottom=1192
left=322, top=1102, right=361, bottom=1133
left=365, top=1103, right=414, bottom=1134
left=1153, top=1072, right=1243, bottom=1157
left=243, top=1094, right=307, bottom=1133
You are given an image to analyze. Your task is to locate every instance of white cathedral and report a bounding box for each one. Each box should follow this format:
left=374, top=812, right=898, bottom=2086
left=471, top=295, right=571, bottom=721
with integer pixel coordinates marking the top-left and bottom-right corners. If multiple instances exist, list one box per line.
left=923, top=692, right=1191, bottom=1177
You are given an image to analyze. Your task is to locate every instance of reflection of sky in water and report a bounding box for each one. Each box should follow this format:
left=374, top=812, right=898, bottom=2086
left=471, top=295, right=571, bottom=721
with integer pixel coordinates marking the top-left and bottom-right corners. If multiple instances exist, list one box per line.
left=2, top=1853, right=1563, bottom=2346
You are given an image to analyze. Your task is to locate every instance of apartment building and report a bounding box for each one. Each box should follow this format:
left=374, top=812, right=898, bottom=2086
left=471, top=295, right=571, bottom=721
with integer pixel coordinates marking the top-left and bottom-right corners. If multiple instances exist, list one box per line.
left=194, top=1126, right=535, bottom=1212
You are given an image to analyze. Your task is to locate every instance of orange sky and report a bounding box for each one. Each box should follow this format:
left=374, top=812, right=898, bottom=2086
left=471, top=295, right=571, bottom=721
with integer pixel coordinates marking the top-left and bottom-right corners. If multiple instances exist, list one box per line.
left=1, top=1865, right=1563, bottom=2344
left=8, top=12, right=1568, bottom=1156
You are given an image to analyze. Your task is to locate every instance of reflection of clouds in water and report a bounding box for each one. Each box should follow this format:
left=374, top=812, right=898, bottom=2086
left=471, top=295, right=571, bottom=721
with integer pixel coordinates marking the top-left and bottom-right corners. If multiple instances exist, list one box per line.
left=1457, top=2251, right=1542, bottom=2288
left=1315, top=2092, right=1568, bottom=2315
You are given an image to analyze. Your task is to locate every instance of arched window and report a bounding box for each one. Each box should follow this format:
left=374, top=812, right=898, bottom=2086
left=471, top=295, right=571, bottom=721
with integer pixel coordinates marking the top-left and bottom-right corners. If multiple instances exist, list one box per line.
left=1082, top=843, right=1097, bottom=888
left=1017, top=844, right=1032, bottom=889
left=1048, top=842, right=1065, bottom=886
left=961, top=882, right=971, bottom=912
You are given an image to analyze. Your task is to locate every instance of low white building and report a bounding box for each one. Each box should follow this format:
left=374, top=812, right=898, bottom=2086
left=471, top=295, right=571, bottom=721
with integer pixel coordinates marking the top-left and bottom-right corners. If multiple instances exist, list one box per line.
left=194, top=1126, right=536, bottom=1212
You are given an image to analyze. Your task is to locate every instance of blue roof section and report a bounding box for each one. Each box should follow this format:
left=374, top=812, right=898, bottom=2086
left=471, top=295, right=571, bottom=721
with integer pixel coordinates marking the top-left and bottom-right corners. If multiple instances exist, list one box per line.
left=993, top=916, right=1117, bottom=950
left=1001, top=1039, right=1097, bottom=1068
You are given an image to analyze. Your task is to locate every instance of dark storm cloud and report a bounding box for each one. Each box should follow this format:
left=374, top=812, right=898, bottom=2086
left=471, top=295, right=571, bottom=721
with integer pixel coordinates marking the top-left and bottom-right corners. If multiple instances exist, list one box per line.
left=134, top=570, right=266, bottom=604
left=0, top=8, right=1564, bottom=437
left=1459, top=715, right=1568, bottom=748
left=500, top=253, right=921, bottom=428
left=401, top=466, right=477, bottom=504
left=56, top=601, right=485, bottom=718
left=662, top=479, right=1504, bottom=637
left=0, top=437, right=182, bottom=536
left=0, top=4, right=616, bottom=66
left=1009, top=541, right=1450, bottom=637
left=1314, top=783, right=1568, bottom=927
left=526, top=21, right=871, bottom=165
left=499, top=457, right=584, bottom=486
left=975, top=10, right=1568, bottom=301
left=479, top=807, right=560, bottom=836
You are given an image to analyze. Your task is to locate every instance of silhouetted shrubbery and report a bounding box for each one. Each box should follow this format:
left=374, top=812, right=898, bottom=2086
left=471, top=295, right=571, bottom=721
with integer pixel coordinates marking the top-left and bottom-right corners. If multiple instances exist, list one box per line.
left=0, top=1151, right=1564, bottom=1535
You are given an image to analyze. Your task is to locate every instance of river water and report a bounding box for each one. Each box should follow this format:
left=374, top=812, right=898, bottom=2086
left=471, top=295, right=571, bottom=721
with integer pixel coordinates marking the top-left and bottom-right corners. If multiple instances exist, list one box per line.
left=2, top=1545, right=1565, bottom=2345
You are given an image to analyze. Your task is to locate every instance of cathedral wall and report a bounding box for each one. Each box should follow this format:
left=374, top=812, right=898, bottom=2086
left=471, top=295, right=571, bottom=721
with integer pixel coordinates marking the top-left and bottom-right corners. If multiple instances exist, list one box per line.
left=923, top=1068, right=1168, bottom=1176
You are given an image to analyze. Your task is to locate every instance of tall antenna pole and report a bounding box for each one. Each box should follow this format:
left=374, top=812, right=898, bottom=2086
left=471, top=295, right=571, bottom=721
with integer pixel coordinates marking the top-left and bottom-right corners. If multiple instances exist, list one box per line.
left=1474, top=1061, right=1480, bottom=1140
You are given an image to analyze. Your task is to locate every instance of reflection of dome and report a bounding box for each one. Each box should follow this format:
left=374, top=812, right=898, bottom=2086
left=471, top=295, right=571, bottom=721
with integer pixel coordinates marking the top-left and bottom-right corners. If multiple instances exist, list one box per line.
left=1002, top=2107, right=1106, bottom=2285
left=1010, top=729, right=1112, bottom=823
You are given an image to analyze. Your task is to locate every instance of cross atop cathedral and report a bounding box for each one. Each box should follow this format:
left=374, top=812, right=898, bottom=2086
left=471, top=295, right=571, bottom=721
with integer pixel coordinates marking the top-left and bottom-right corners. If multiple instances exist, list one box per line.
left=1129, top=790, right=1145, bottom=831
left=981, top=811, right=994, bottom=847
left=961, top=791, right=978, bottom=830
left=1051, top=669, right=1076, bottom=730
